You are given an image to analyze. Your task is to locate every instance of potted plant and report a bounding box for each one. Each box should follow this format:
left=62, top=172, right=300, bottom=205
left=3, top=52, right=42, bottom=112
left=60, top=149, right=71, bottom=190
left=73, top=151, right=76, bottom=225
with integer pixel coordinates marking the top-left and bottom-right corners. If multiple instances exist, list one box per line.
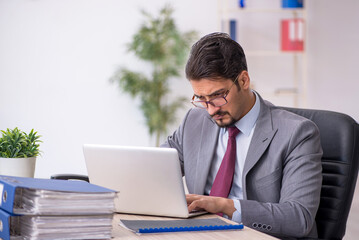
left=110, top=5, right=197, bottom=146
left=0, top=127, right=42, bottom=177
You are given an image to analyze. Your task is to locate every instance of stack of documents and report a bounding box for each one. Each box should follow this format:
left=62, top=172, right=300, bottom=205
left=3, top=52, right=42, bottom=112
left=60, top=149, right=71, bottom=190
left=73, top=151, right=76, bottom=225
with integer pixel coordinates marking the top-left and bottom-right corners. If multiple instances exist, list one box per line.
left=0, top=175, right=117, bottom=240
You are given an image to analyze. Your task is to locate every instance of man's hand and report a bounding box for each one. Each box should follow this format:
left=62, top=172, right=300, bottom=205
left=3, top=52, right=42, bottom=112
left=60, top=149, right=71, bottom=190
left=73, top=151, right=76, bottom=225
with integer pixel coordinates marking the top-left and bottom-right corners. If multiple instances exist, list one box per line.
left=186, top=194, right=236, bottom=218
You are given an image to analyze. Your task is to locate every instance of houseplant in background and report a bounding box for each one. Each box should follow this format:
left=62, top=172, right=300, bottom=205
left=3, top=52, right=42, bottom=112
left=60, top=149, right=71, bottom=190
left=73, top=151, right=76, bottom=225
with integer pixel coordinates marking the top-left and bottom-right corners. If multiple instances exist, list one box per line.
left=0, top=127, right=42, bottom=177
left=110, top=5, right=197, bottom=146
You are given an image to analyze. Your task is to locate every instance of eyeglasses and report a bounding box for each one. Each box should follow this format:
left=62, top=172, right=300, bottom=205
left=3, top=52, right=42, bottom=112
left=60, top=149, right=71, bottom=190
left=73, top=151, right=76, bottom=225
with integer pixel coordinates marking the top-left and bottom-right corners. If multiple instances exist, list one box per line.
left=191, top=77, right=238, bottom=109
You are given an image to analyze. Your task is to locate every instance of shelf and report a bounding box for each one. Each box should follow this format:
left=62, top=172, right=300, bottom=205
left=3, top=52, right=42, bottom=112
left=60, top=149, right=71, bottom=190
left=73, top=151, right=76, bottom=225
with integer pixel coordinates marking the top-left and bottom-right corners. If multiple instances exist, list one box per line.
left=245, top=51, right=305, bottom=56
left=218, top=0, right=307, bottom=107
left=222, top=8, right=305, bottom=14
left=274, top=88, right=298, bottom=94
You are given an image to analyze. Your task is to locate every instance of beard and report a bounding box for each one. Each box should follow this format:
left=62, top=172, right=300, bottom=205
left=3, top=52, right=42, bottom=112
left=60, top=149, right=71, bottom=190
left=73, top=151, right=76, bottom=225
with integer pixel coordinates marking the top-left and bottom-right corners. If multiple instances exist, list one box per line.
left=210, top=111, right=237, bottom=128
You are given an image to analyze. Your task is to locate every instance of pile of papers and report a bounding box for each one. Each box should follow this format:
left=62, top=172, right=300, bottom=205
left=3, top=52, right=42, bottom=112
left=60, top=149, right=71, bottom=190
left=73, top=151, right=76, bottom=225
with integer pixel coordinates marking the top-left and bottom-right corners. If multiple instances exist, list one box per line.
left=0, top=175, right=117, bottom=240
left=13, top=188, right=116, bottom=215
left=12, top=215, right=113, bottom=239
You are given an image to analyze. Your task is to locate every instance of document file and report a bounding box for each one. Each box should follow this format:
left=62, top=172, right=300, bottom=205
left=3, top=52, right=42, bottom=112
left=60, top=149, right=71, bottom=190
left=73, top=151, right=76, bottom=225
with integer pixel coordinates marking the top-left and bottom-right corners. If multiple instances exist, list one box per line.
left=0, top=175, right=116, bottom=215
left=0, top=208, right=113, bottom=240
left=0, top=175, right=117, bottom=240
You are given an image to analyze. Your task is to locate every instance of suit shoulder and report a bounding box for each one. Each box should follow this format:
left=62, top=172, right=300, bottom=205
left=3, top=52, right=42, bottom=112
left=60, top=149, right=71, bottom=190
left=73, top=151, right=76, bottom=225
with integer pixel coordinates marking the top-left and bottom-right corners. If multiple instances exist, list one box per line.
left=269, top=105, right=319, bottom=132
left=185, top=108, right=210, bottom=121
left=180, top=108, right=212, bottom=128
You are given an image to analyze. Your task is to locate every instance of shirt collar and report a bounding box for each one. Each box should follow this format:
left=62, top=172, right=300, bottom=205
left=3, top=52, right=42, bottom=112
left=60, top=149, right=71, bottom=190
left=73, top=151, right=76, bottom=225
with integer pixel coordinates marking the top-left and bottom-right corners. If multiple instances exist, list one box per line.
left=232, top=91, right=260, bottom=136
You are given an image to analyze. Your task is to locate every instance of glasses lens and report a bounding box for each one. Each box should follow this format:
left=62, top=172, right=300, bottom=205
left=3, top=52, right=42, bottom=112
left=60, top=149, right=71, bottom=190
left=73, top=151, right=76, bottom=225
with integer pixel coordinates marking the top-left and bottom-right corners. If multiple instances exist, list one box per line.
left=191, top=95, right=228, bottom=108
left=192, top=101, right=207, bottom=108
left=211, top=96, right=227, bottom=107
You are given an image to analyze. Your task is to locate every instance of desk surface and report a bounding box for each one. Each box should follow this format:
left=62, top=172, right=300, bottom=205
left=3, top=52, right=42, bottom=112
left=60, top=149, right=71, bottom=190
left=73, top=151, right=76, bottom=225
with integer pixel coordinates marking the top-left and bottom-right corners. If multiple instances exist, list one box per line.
left=112, top=213, right=277, bottom=240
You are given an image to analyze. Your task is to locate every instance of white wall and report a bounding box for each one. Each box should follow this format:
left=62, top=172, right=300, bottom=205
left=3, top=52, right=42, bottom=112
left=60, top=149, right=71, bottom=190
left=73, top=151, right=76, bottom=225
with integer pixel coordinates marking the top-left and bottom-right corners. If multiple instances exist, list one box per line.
left=0, top=0, right=218, bottom=178
left=1, top=0, right=359, bottom=179
left=306, top=0, right=359, bottom=119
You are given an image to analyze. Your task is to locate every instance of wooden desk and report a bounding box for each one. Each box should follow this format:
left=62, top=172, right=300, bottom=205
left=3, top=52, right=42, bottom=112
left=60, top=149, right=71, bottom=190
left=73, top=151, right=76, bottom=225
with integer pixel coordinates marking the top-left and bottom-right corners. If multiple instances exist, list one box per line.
left=112, top=213, right=277, bottom=240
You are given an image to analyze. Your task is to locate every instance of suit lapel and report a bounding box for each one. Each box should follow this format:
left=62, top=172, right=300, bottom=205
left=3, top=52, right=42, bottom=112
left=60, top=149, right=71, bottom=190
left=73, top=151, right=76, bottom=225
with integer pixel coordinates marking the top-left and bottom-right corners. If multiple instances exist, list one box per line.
left=194, top=115, right=219, bottom=194
left=243, top=128, right=277, bottom=176
left=242, top=95, right=278, bottom=197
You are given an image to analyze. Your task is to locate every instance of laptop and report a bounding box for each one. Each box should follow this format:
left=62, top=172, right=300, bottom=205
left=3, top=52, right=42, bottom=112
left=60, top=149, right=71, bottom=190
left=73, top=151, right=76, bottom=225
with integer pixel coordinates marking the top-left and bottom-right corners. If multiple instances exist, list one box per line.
left=83, top=144, right=205, bottom=218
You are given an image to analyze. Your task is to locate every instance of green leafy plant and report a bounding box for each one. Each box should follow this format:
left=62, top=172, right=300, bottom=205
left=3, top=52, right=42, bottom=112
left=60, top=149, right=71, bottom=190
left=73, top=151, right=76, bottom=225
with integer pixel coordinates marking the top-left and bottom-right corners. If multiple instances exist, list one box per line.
left=110, top=5, right=197, bottom=146
left=0, top=127, right=42, bottom=158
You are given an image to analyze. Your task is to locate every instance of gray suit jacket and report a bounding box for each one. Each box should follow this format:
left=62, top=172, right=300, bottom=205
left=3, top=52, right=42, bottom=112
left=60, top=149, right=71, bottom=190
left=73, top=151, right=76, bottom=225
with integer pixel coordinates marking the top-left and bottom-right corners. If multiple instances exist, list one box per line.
left=161, top=94, right=322, bottom=239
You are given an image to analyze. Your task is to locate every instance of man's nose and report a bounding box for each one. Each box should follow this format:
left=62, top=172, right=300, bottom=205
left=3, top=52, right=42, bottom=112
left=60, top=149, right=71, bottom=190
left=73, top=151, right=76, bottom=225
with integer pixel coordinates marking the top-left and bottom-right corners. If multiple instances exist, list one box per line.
left=207, top=103, right=220, bottom=116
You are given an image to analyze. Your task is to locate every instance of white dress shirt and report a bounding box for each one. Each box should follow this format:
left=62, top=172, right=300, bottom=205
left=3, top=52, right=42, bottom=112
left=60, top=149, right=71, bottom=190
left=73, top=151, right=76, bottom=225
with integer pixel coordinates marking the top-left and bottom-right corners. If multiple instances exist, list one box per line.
left=204, top=91, right=260, bottom=222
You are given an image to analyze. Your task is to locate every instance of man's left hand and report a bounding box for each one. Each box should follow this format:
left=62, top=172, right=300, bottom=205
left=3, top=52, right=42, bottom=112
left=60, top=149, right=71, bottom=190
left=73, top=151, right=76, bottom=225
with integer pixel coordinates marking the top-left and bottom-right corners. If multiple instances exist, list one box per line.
left=186, top=194, right=236, bottom=218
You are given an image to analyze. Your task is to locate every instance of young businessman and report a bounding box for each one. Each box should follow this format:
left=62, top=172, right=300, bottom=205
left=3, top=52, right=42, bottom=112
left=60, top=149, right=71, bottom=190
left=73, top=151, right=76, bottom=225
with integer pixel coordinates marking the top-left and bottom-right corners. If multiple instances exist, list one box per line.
left=161, top=32, right=323, bottom=239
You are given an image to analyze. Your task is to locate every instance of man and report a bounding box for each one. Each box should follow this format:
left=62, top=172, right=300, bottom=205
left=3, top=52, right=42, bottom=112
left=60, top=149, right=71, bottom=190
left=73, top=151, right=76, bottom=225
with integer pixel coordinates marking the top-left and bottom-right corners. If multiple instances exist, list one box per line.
left=161, top=32, right=322, bottom=239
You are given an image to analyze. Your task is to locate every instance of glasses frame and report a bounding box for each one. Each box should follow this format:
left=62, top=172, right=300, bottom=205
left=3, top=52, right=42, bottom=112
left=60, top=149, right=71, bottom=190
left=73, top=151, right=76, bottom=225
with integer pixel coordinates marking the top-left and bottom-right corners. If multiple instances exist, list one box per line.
left=191, top=76, right=239, bottom=109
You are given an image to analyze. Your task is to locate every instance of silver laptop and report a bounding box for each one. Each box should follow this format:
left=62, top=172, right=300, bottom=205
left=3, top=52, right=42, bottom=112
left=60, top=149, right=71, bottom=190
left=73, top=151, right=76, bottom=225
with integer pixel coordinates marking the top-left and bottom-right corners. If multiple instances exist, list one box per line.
left=83, top=144, right=205, bottom=218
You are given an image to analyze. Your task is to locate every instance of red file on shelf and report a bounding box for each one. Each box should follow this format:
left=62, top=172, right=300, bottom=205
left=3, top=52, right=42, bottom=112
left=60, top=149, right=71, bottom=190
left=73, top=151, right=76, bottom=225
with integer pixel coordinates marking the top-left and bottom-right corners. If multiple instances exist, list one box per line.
left=281, top=18, right=304, bottom=51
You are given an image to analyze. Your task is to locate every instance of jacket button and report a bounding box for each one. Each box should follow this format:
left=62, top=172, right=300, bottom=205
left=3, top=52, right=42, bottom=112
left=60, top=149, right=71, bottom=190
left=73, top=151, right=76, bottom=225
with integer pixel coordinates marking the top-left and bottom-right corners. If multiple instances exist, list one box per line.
left=267, top=225, right=272, bottom=231
left=252, top=223, right=258, bottom=228
left=262, top=224, right=267, bottom=229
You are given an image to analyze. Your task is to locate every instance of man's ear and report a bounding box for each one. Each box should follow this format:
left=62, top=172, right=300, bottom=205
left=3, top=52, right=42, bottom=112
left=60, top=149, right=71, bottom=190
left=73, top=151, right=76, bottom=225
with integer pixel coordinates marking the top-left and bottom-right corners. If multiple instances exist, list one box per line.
left=239, top=71, right=250, bottom=90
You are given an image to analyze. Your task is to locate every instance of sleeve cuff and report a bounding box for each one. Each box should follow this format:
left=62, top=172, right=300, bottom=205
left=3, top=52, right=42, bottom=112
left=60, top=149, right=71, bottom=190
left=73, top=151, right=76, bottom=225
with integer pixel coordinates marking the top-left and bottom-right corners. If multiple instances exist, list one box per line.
left=231, top=199, right=242, bottom=223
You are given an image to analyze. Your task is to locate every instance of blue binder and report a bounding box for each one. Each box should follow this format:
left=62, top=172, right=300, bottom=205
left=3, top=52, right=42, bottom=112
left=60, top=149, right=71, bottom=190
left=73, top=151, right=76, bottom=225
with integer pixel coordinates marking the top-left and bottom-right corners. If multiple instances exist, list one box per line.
left=121, top=218, right=244, bottom=234
left=0, top=208, right=114, bottom=240
left=0, top=209, right=14, bottom=240
left=0, top=175, right=116, bottom=214
left=282, top=0, right=304, bottom=8
left=229, top=20, right=237, bottom=41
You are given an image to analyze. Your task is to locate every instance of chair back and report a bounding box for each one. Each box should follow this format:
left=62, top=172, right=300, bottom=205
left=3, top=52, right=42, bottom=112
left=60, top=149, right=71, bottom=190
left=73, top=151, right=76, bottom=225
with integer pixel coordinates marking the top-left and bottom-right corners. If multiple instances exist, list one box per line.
left=281, top=107, right=359, bottom=240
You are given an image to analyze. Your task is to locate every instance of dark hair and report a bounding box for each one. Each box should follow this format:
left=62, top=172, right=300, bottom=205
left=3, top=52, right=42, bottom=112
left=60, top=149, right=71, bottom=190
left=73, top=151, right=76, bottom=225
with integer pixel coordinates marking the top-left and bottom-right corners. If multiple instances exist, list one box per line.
left=185, top=32, right=247, bottom=82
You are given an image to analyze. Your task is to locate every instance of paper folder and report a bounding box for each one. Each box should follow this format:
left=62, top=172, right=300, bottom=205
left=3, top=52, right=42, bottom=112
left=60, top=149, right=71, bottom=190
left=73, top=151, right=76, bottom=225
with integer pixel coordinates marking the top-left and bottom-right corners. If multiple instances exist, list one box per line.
left=0, top=175, right=117, bottom=215
left=0, top=209, right=13, bottom=240
left=0, top=208, right=113, bottom=240
left=120, top=218, right=244, bottom=234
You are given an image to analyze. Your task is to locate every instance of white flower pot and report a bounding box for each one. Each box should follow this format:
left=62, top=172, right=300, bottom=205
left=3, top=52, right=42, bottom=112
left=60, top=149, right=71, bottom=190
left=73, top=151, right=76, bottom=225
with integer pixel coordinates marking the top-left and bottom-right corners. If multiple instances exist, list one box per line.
left=0, top=157, right=36, bottom=178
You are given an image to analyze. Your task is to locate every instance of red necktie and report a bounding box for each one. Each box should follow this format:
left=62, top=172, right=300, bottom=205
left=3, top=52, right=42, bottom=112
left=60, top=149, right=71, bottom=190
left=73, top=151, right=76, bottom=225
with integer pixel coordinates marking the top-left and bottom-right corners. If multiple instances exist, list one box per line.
left=210, top=126, right=240, bottom=198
